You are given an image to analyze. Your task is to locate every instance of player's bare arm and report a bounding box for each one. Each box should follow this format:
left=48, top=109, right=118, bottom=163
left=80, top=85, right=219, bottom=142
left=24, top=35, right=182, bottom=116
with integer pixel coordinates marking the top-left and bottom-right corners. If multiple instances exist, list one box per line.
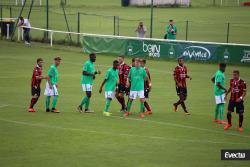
left=186, top=75, right=192, bottom=80
left=237, top=89, right=246, bottom=102
left=47, top=76, right=52, bottom=89
left=145, top=76, right=152, bottom=89
left=126, top=78, right=130, bottom=88
left=211, top=76, right=215, bottom=83
left=216, top=82, right=227, bottom=92
left=225, top=87, right=232, bottom=100
left=99, top=79, right=107, bottom=94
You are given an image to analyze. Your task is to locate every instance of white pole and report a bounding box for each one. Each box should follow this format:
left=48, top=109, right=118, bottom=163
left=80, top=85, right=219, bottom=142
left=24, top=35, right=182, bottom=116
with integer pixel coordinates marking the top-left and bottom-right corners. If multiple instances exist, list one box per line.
left=16, top=0, right=18, bottom=6
left=18, top=27, right=20, bottom=41
left=6, top=24, right=10, bottom=39
left=21, top=28, right=24, bottom=40
left=40, top=0, right=42, bottom=6
left=22, top=0, right=24, bottom=6
left=50, top=31, right=53, bottom=47
left=220, top=0, right=223, bottom=6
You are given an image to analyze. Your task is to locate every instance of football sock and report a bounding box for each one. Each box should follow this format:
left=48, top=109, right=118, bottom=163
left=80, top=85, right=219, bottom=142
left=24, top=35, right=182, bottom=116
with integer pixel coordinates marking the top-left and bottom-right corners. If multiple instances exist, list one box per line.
left=144, top=101, right=151, bottom=111
left=140, top=102, right=145, bottom=112
left=80, top=96, right=89, bottom=107
left=45, top=96, right=51, bottom=109
left=127, top=101, right=132, bottom=112
left=219, top=104, right=224, bottom=121
left=181, top=102, right=188, bottom=112
left=215, top=105, right=219, bottom=120
left=239, top=114, right=243, bottom=128
left=104, top=99, right=111, bottom=112
left=85, top=98, right=90, bottom=110
left=174, top=100, right=182, bottom=107
left=30, top=97, right=38, bottom=108
left=117, top=96, right=126, bottom=109
left=227, top=112, right=232, bottom=124
left=52, top=96, right=58, bottom=109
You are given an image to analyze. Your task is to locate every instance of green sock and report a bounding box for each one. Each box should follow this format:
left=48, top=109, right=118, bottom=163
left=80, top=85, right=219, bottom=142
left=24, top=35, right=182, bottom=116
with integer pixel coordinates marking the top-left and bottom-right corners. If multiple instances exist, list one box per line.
left=52, top=96, right=59, bottom=108
left=219, top=104, right=225, bottom=121
left=127, top=101, right=132, bottom=112
left=140, top=102, right=145, bottom=112
left=104, top=99, right=111, bottom=112
left=46, top=96, right=51, bottom=109
left=85, top=98, right=90, bottom=110
left=215, top=105, right=219, bottom=120
left=80, top=96, right=89, bottom=107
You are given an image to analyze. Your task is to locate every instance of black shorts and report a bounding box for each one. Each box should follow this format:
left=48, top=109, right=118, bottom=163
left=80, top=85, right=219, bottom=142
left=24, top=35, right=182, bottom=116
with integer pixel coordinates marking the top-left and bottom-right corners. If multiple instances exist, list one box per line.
left=118, top=84, right=129, bottom=95
left=144, top=88, right=150, bottom=98
left=228, top=100, right=244, bottom=113
left=176, top=87, right=187, bottom=97
left=31, top=87, right=41, bottom=96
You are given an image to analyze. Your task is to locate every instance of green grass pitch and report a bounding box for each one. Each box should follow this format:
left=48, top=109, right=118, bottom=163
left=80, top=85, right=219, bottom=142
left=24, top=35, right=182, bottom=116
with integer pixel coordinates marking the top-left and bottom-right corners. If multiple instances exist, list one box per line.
left=0, top=40, right=250, bottom=167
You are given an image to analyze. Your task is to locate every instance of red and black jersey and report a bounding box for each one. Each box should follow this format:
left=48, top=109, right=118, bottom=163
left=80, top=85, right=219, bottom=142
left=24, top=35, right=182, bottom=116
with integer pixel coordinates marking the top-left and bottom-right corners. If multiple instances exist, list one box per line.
left=173, top=65, right=188, bottom=88
left=118, top=63, right=131, bottom=85
left=31, top=65, right=42, bottom=88
left=144, top=67, right=151, bottom=89
left=229, top=79, right=247, bottom=102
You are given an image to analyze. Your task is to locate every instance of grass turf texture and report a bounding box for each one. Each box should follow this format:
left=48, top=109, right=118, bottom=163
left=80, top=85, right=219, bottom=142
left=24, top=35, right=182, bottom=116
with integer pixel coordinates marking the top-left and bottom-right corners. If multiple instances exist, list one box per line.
left=1, top=0, right=250, bottom=44
left=0, top=40, right=250, bottom=167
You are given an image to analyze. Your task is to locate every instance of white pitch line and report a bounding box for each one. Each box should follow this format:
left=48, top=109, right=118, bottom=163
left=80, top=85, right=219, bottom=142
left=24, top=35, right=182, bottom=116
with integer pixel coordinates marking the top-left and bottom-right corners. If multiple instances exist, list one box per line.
left=0, top=117, right=248, bottom=146
left=0, top=104, right=9, bottom=108
left=3, top=104, right=250, bottom=139
left=110, top=115, right=250, bottom=139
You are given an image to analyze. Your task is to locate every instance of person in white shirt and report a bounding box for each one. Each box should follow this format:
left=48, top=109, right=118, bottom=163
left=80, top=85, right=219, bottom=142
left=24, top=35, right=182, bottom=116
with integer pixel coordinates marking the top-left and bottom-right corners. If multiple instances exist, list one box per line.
left=18, top=16, right=31, bottom=45
left=135, top=22, right=147, bottom=38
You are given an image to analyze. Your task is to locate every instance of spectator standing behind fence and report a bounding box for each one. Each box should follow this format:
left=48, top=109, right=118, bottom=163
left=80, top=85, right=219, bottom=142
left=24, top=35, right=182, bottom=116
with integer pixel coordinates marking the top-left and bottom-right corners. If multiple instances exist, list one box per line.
left=135, top=22, right=147, bottom=38
left=18, top=16, right=31, bottom=45
left=165, top=19, right=177, bottom=40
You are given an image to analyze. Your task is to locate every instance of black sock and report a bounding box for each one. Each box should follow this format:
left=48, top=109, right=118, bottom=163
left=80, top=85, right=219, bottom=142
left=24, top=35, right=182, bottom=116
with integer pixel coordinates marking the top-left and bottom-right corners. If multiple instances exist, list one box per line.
left=181, top=102, right=188, bottom=113
left=144, top=101, right=151, bottom=111
left=227, top=113, right=232, bottom=124
left=116, top=96, right=126, bottom=109
left=239, top=114, right=243, bottom=128
left=174, top=100, right=182, bottom=107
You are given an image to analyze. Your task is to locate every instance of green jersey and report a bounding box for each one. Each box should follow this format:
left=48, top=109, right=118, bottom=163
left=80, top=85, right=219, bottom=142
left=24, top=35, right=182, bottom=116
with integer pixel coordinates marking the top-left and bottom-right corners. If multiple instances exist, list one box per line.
left=81, top=60, right=95, bottom=84
left=48, top=64, right=58, bottom=85
left=213, top=70, right=226, bottom=96
left=128, top=67, right=147, bottom=91
left=104, top=68, right=119, bottom=91
left=166, top=24, right=177, bottom=40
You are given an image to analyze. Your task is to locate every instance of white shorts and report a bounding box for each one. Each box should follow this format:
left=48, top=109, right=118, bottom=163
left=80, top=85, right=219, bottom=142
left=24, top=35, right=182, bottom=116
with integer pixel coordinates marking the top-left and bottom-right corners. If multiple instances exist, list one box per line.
left=44, top=82, right=59, bottom=96
left=215, top=94, right=225, bottom=104
left=129, top=91, right=145, bottom=100
left=105, top=91, right=115, bottom=99
left=82, top=84, right=92, bottom=92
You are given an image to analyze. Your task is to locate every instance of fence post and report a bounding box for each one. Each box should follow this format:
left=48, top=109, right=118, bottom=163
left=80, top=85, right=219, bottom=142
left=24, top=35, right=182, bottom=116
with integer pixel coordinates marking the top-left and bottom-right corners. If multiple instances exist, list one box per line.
left=113, top=16, right=116, bottom=35
left=6, top=24, right=10, bottom=39
left=185, top=20, right=189, bottom=41
left=226, top=22, right=230, bottom=43
left=10, top=7, right=12, bottom=18
left=117, top=16, right=120, bottom=36
left=77, top=12, right=80, bottom=44
left=0, top=7, right=2, bottom=39
left=45, top=0, right=49, bottom=40
left=50, top=31, right=53, bottom=47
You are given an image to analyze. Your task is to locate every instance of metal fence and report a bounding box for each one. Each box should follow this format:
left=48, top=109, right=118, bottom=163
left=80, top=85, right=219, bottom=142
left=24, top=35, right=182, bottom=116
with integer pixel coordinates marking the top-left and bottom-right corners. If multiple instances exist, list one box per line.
left=0, top=5, right=250, bottom=44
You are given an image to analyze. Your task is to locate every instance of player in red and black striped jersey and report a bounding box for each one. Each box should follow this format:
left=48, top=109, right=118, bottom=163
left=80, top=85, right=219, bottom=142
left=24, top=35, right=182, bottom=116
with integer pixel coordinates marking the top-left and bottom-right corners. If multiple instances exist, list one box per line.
left=28, top=58, right=47, bottom=112
left=224, top=70, right=247, bottom=132
left=116, top=56, right=131, bottom=112
left=173, top=57, right=192, bottom=115
left=140, top=59, right=152, bottom=115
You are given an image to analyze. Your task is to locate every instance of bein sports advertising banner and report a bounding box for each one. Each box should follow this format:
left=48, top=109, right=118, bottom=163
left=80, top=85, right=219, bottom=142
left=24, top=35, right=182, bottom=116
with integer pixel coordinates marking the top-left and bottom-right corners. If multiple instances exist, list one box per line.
left=81, top=35, right=250, bottom=64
